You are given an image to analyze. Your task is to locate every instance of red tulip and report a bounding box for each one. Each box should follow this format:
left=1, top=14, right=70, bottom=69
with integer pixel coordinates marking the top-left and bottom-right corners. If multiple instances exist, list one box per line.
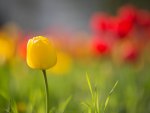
left=108, top=17, right=133, bottom=38
left=117, top=18, right=133, bottom=38
left=118, top=5, right=137, bottom=24
left=91, top=37, right=110, bottom=55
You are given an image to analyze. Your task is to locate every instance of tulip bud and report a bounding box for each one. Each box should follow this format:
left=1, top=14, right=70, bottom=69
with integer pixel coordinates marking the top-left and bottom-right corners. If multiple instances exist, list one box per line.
left=27, top=36, right=57, bottom=70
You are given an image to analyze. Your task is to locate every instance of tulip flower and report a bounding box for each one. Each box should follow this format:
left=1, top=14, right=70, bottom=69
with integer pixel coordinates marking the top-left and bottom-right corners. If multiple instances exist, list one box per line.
left=91, top=37, right=110, bottom=56
left=0, top=32, right=15, bottom=64
left=116, top=17, right=133, bottom=38
left=27, top=36, right=57, bottom=70
left=109, top=17, right=133, bottom=38
left=118, top=5, right=137, bottom=23
left=26, top=36, right=57, bottom=113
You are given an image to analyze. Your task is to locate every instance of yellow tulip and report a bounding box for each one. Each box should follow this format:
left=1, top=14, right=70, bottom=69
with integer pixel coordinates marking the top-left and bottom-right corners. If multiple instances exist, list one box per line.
left=27, top=36, right=57, bottom=70
left=0, top=32, right=15, bottom=64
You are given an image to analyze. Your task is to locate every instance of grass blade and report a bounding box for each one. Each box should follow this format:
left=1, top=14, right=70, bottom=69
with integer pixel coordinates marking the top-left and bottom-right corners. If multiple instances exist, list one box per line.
left=109, top=81, right=118, bottom=95
left=58, top=96, right=72, bottom=113
left=103, top=81, right=118, bottom=113
left=86, top=73, right=93, bottom=98
left=103, top=96, right=110, bottom=113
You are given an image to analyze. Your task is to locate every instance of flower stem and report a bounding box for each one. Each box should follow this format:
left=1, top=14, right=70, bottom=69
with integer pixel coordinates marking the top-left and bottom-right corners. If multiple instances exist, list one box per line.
left=42, top=70, right=49, bottom=113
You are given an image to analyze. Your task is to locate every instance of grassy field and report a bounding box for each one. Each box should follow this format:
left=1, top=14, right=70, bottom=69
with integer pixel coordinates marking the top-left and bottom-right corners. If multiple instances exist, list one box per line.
left=0, top=56, right=150, bottom=113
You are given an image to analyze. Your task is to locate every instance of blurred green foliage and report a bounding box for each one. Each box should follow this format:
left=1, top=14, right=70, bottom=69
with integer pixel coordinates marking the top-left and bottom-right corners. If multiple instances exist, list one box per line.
left=0, top=58, right=150, bottom=113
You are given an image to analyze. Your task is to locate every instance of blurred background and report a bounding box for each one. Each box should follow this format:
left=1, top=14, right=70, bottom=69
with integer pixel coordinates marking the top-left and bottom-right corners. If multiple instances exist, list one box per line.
left=0, top=0, right=150, bottom=31
left=0, top=0, right=150, bottom=113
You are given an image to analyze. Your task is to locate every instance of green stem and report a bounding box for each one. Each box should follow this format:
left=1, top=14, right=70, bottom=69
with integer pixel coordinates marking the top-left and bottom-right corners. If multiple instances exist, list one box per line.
left=42, top=70, right=49, bottom=113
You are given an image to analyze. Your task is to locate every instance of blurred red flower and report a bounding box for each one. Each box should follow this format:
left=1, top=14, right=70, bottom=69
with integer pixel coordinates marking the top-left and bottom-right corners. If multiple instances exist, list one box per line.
left=118, top=5, right=137, bottom=24
left=108, top=17, right=133, bottom=38
left=91, top=37, right=110, bottom=55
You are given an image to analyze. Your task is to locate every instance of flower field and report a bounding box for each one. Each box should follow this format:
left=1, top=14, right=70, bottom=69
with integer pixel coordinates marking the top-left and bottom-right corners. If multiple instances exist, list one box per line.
left=0, top=4, right=150, bottom=113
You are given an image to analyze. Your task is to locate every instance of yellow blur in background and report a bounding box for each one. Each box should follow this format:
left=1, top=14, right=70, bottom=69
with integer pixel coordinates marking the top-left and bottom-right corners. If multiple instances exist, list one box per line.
left=0, top=32, right=16, bottom=64
left=48, top=51, right=72, bottom=75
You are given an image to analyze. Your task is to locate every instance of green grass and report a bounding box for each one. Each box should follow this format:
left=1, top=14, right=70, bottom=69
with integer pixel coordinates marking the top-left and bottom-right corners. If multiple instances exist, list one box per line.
left=0, top=59, right=150, bottom=113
